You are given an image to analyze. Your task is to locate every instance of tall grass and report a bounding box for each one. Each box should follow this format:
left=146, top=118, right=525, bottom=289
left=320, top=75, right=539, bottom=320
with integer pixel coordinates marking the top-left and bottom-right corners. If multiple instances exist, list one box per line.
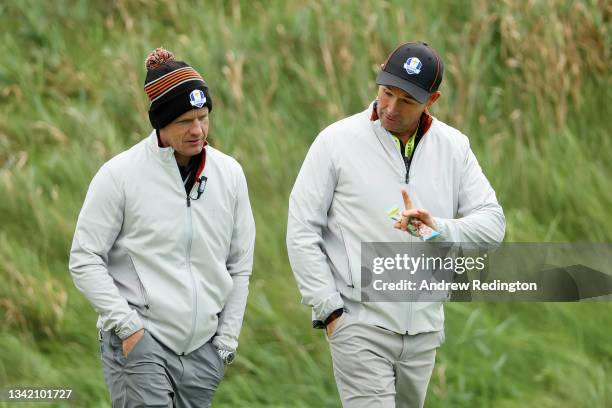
left=0, top=0, right=610, bottom=406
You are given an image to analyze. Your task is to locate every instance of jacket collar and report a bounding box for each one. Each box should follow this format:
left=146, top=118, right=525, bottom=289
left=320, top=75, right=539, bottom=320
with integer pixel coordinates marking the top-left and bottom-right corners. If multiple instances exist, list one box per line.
left=146, top=130, right=208, bottom=179
left=147, top=130, right=175, bottom=161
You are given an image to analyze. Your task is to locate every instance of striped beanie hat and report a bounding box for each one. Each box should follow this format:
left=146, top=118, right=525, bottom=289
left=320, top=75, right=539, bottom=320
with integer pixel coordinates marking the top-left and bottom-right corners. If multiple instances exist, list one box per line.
left=144, top=48, right=213, bottom=129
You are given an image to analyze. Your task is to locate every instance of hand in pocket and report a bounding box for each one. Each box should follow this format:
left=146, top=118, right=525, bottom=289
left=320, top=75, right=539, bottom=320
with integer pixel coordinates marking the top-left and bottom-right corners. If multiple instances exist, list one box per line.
left=122, top=329, right=145, bottom=358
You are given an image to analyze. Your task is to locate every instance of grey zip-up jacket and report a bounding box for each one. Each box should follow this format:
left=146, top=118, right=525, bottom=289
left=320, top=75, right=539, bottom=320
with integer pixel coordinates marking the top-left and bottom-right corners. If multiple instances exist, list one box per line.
left=287, top=103, right=505, bottom=334
left=69, top=131, right=255, bottom=354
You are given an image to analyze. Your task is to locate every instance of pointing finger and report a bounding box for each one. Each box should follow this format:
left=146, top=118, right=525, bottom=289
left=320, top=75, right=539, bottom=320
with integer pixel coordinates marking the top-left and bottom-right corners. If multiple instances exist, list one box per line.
left=402, top=190, right=414, bottom=210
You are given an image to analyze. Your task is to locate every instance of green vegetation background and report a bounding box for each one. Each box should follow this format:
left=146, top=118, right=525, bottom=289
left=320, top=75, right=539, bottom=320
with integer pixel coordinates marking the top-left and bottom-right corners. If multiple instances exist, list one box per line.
left=1, top=0, right=610, bottom=407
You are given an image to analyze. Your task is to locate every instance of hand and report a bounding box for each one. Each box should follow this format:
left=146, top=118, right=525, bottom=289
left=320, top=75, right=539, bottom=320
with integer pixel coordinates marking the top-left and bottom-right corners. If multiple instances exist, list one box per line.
left=325, top=315, right=341, bottom=337
left=122, top=328, right=144, bottom=358
left=393, top=190, right=437, bottom=233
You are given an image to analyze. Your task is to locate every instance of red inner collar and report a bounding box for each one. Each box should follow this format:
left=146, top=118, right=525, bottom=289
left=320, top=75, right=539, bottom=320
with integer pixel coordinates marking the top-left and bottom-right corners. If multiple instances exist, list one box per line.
left=195, top=143, right=207, bottom=180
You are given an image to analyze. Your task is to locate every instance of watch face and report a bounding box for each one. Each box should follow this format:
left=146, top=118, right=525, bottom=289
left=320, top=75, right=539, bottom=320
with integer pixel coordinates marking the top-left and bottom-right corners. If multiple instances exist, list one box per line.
left=225, top=352, right=235, bottom=364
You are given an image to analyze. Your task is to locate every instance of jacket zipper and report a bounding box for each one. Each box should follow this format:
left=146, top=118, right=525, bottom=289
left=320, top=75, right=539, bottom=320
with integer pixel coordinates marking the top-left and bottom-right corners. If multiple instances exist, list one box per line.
left=183, top=197, right=198, bottom=353
left=397, top=138, right=418, bottom=322
left=402, top=139, right=424, bottom=184
left=172, top=163, right=198, bottom=354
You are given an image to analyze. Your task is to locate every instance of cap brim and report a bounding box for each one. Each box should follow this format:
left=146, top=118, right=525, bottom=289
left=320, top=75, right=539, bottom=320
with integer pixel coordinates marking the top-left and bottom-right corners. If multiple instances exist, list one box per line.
left=376, top=71, right=431, bottom=104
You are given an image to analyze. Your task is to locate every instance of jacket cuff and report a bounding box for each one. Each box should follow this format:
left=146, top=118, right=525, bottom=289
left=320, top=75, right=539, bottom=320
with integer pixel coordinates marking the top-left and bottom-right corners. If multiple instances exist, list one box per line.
left=432, top=217, right=450, bottom=241
left=115, top=310, right=144, bottom=340
left=212, top=337, right=236, bottom=353
left=311, top=292, right=344, bottom=323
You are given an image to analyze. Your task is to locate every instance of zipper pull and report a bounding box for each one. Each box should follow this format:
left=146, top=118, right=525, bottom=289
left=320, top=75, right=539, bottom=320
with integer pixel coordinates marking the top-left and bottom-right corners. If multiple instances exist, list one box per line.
left=186, top=195, right=191, bottom=207
left=405, top=172, right=409, bottom=184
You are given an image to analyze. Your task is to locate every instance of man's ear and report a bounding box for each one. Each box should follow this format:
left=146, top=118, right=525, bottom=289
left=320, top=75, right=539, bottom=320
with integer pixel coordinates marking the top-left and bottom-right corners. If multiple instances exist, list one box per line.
left=425, top=91, right=441, bottom=108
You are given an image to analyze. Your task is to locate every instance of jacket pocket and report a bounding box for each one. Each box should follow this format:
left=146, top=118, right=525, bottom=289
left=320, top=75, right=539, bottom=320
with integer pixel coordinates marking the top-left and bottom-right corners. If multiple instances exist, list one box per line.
left=336, top=223, right=355, bottom=289
left=125, top=330, right=149, bottom=363
left=127, top=253, right=150, bottom=312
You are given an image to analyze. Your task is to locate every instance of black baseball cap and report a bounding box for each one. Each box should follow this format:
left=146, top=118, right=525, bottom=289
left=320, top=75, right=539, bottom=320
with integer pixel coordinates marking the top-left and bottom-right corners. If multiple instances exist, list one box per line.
left=376, top=42, right=444, bottom=103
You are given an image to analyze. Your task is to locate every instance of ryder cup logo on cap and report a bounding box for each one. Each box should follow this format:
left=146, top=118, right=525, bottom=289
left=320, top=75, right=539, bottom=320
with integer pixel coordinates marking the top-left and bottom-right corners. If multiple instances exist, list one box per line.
left=189, top=89, right=207, bottom=108
left=403, top=57, right=422, bottom=75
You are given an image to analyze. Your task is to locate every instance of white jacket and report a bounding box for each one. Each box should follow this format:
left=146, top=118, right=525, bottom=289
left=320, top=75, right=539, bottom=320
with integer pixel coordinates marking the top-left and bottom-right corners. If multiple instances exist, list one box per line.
left=287, top=102, right=505, bottom=334
left=69, top=131, right=255, bottom=354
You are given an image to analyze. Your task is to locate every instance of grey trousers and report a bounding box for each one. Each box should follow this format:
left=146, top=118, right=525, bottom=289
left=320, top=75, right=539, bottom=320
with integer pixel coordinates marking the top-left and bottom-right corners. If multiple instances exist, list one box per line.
left=327, top=312, right=444, bottom=408
left=99, top=329, right=224, bottom=407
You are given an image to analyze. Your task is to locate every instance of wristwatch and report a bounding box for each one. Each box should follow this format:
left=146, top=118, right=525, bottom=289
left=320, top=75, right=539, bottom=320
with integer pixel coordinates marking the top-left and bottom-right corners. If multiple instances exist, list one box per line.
left=312, top=308, right=344, bottom=329
left=216, top=348, right=235, bottom=365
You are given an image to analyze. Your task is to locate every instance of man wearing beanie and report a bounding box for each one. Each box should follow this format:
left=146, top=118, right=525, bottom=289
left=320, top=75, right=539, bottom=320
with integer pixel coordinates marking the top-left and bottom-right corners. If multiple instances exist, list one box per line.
left=287, top=42, right=505, bottom=407
left=70, top=48, right=255, bottom=407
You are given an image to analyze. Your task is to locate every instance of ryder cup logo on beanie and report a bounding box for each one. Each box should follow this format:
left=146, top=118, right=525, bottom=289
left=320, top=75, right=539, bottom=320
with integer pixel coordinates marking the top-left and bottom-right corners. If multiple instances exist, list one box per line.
left=190, top=89, right=207, bottom=108
left=143, top=47, right=213, bottom=129
left=376, top=41, right=444, bottom=104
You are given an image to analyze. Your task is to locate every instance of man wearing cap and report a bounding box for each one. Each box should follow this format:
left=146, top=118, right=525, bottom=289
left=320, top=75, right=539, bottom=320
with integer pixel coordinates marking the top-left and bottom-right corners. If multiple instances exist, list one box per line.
left=287, top=42, right=505, bottom=407
left=69, top=48, right=255, bottom=407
